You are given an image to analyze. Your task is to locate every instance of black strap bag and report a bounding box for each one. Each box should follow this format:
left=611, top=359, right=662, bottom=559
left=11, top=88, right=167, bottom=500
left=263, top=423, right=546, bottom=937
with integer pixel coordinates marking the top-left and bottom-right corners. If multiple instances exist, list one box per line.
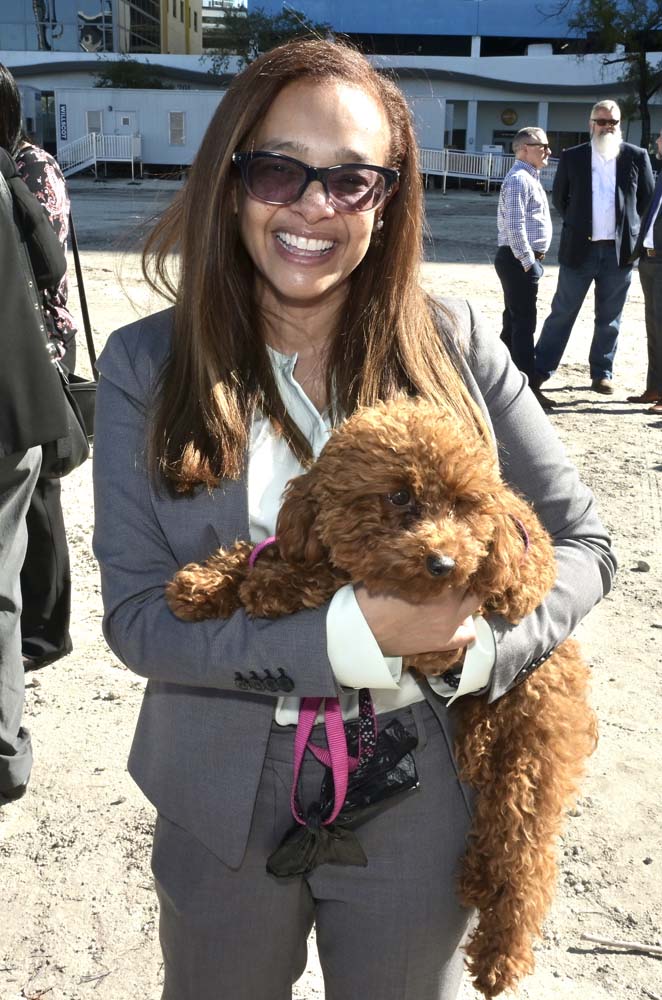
left=40, top=360, right=91, bottom=479
left=65, top=211, right=97, bottom=441
left=40, top=210, right=97, bottom=477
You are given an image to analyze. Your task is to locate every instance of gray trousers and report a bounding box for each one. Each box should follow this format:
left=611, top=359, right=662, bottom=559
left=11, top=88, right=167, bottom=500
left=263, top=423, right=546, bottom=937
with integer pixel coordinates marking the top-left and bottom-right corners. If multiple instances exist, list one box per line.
left=0, top=446, right=40, bottom=794
left=639, top=254, right=662, bottom=394
left=151, top=701, right=474, bottom=1000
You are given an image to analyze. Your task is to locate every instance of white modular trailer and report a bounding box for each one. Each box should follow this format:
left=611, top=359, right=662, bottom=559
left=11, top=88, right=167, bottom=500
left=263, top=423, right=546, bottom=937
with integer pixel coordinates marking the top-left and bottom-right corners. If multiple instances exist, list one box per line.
left=54, top=86, right=226, bottom=166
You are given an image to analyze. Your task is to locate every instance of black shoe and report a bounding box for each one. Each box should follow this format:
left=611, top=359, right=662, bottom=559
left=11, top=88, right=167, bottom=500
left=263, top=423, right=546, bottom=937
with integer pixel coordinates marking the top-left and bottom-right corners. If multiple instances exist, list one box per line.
left=533, top=389, right=556, bottom=412
left=0, top=783, right=28, bottom=804
left=591, top=378, right=615, bottom=395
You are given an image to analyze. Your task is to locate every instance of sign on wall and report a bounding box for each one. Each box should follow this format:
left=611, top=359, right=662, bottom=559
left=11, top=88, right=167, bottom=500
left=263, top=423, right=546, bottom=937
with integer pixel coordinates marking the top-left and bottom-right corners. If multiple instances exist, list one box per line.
left=58, top=103, right=67, bottom=141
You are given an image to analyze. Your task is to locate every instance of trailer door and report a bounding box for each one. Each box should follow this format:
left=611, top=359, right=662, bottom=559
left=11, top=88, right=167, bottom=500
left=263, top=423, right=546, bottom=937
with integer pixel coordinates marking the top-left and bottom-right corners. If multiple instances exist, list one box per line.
left=115, top=111, right=137, bottom=135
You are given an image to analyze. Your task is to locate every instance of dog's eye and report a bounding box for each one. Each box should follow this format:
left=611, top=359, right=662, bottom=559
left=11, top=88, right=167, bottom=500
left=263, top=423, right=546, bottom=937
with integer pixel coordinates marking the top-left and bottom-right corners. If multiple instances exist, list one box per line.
left=388, top=489, right=413, bottom=507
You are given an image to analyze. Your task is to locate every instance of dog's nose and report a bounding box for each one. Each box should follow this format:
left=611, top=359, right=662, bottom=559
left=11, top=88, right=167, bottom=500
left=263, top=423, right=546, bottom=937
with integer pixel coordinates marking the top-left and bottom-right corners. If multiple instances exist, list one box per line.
left=426, top=554, right=455, bottom=577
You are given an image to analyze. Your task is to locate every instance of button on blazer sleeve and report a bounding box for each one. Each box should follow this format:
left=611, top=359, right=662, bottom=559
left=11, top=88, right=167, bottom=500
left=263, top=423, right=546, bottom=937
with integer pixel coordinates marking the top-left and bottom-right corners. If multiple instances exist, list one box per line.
left=453, top=301, right=616, bottom=701
left=92, top=315, right=338, bottom=698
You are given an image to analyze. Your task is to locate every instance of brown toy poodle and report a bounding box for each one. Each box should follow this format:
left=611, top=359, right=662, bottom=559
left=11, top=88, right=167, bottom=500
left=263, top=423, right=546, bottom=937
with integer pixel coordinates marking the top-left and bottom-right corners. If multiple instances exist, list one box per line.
left=166, top=397, right=598, bottom=998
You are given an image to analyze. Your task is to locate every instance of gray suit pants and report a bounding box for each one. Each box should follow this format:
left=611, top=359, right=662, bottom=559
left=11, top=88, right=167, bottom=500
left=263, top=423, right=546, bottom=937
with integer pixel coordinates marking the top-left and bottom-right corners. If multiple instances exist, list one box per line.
left=0, top=447, right=40, bottom=794
left=152, top=701, right=474, bottom=1000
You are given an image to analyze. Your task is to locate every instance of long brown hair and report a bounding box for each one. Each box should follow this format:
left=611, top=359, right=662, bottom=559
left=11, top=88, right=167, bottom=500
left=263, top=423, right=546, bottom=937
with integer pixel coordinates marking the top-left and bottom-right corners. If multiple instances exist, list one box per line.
left=143, top=38, right=486, bottom=493
left=0, top=64, right=25, bottom=155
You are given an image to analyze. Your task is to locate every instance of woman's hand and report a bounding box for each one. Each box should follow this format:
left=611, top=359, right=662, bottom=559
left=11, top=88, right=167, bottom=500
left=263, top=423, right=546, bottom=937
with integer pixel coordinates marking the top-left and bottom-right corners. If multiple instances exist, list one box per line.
left=354, top=585, right=482, bottom=658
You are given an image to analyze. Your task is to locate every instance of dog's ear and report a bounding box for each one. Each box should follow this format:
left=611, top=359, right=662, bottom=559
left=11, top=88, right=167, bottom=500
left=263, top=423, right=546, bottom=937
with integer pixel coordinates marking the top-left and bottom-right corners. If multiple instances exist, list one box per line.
left=474, top=491, right=557, bottom=622
left=277, top=470, right=328, bottom=566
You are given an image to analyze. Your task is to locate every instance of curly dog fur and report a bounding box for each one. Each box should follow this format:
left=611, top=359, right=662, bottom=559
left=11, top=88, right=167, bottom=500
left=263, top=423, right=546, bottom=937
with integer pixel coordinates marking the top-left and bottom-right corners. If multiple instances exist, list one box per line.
left=166, top=398, right=598, bottom=998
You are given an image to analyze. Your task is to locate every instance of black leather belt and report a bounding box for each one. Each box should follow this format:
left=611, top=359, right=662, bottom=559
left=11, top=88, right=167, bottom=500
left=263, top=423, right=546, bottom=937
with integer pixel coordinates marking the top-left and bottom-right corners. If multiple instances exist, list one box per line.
left=590, top=239, right=615, bottom=245
left=534, top=251, right=546, bottom=260
left=643, top=248, right=658, bottom=257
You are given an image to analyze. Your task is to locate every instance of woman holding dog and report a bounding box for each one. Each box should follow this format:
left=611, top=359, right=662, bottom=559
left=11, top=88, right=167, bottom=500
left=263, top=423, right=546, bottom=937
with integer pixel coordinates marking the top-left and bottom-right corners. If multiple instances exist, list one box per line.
left=93, top=39, right=616, bottom=1000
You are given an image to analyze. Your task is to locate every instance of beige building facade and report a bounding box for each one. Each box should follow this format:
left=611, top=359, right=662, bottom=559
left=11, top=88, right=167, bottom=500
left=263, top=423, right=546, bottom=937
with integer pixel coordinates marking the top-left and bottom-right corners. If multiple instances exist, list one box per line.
left=161, top=0, right=203, bottom=54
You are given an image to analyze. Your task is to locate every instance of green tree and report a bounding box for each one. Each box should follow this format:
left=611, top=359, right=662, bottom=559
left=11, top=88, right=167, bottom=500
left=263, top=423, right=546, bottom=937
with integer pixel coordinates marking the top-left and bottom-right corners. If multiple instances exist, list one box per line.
left=93, top=55, right=173, bottom=89
left=549, top=0, right=662, bottom=148
left=207, top=6, right=333, bottom=71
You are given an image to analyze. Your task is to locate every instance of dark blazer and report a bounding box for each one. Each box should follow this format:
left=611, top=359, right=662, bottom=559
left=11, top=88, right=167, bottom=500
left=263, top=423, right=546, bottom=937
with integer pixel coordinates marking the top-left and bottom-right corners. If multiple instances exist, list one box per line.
left=92, top=303, right=616, bottom=868
left=630, top=169, right=662, bottom=259
left=553, top=141, right=654, bottom=268
left=0, top=149, right=69, bottom=457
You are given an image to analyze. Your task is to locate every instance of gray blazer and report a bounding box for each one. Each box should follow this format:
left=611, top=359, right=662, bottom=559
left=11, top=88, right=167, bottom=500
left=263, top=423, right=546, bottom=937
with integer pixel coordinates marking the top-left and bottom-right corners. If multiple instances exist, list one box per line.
left=92, top=301, right=616, bottom=868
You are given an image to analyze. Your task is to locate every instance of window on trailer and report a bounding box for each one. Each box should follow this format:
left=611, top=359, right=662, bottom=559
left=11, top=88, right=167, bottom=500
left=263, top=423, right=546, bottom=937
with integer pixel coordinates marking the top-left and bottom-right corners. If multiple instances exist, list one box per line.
left=169, top=111, right=185, bottom=146
left=86, top=110, right=102, bottom=134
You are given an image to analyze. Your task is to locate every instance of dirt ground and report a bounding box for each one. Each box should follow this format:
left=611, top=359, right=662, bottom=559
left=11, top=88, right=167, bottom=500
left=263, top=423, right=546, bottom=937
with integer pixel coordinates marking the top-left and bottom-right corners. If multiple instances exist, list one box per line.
left=1, top=181, right=660, bottom=1000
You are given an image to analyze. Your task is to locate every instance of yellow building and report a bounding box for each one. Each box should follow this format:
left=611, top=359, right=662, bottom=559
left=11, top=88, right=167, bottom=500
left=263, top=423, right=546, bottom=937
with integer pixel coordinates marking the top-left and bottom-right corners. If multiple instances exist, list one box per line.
left=161, top=0, right=203, bottom=55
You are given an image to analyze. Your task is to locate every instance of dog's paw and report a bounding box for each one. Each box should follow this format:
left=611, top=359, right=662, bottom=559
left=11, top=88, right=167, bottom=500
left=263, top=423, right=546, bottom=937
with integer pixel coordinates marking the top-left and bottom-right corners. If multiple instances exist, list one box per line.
left=469, top=955, right=529, bottom=999
left=165, top=567, right=242, bottom=621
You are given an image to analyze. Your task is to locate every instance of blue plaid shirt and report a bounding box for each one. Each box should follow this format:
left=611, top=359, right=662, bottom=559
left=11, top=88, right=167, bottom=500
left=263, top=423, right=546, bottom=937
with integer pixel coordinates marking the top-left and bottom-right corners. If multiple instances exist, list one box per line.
left=497, top=160, right=552, bottom=268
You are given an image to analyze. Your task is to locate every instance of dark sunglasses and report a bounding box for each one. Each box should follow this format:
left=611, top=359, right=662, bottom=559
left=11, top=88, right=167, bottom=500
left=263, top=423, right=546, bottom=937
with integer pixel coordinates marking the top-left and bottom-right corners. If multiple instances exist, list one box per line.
left=232, top=150, right=399, bottom=213
left=591, top=118, right=619, bottom=127
left=525, top=142, right=551, bottom=150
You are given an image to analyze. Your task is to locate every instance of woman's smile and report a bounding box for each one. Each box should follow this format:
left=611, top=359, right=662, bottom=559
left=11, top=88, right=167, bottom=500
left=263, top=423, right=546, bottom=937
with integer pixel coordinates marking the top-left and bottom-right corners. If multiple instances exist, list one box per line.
left=274, top=228, right=337, bottom=259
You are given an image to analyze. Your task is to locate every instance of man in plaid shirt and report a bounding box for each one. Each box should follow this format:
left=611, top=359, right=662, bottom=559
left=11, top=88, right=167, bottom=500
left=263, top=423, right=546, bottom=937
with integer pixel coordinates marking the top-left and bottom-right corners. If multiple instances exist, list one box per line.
left=495, top=126, right=553, bottom=410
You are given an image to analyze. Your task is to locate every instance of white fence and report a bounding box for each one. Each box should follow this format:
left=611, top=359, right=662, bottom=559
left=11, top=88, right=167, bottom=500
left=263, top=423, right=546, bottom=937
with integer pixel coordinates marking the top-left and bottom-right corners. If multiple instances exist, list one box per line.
left=58, top=135, right=556, bottom=191
left=59, top=133, right=143, bottom=179
left=420, top=148, right=558, bottom=192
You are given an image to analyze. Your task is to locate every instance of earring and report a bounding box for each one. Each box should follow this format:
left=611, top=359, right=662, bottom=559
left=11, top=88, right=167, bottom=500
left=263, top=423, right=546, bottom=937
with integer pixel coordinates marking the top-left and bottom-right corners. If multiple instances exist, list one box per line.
left=375, top=218, right=384, bottom=230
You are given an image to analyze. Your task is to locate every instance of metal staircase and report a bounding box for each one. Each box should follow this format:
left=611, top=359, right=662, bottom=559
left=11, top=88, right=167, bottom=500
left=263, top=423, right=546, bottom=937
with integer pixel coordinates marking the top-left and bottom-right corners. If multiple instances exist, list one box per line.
left=58, top=133, right=143, bottom=179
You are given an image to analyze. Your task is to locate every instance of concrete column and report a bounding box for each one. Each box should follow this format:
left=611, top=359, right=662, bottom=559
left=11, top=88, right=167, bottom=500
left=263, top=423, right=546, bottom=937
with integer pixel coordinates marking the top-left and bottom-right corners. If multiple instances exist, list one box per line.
left=537, top=101, right=549, bottom=132
left=471, top=36, right=481, bottom=58
left=466, top=100, right=478, bottom=151
left=112, top=5, right=121, bottom=52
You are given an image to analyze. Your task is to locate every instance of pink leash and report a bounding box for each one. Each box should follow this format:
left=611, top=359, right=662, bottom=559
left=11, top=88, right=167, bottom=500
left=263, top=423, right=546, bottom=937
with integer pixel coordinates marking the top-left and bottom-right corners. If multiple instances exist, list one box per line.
left=291, top=691, right=377, bottom=826
left=248, top=534, right=376, bottom=826
left=291, top=698, right=354, bottom=825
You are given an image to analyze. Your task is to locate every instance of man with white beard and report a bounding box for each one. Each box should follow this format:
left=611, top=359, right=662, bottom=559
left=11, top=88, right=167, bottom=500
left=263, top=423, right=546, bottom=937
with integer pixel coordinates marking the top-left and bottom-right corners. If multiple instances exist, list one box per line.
left=533, top=100, right=654, bottom=396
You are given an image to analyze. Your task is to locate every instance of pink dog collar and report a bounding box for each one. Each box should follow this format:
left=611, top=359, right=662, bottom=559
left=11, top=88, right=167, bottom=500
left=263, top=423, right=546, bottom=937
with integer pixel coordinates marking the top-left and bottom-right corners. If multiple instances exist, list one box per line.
left=248, top=535, right=277, bottom=569
left=511, top=516, right=530, bottom=554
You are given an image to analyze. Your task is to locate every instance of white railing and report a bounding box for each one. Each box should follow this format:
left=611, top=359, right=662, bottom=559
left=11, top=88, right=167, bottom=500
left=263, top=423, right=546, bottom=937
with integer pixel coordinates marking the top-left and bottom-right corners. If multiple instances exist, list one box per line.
left=419, top=147, right=558, bottom=192
left=58, top=132, right=143, bottom=179
left=58, top=133, right=97, bottom=175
